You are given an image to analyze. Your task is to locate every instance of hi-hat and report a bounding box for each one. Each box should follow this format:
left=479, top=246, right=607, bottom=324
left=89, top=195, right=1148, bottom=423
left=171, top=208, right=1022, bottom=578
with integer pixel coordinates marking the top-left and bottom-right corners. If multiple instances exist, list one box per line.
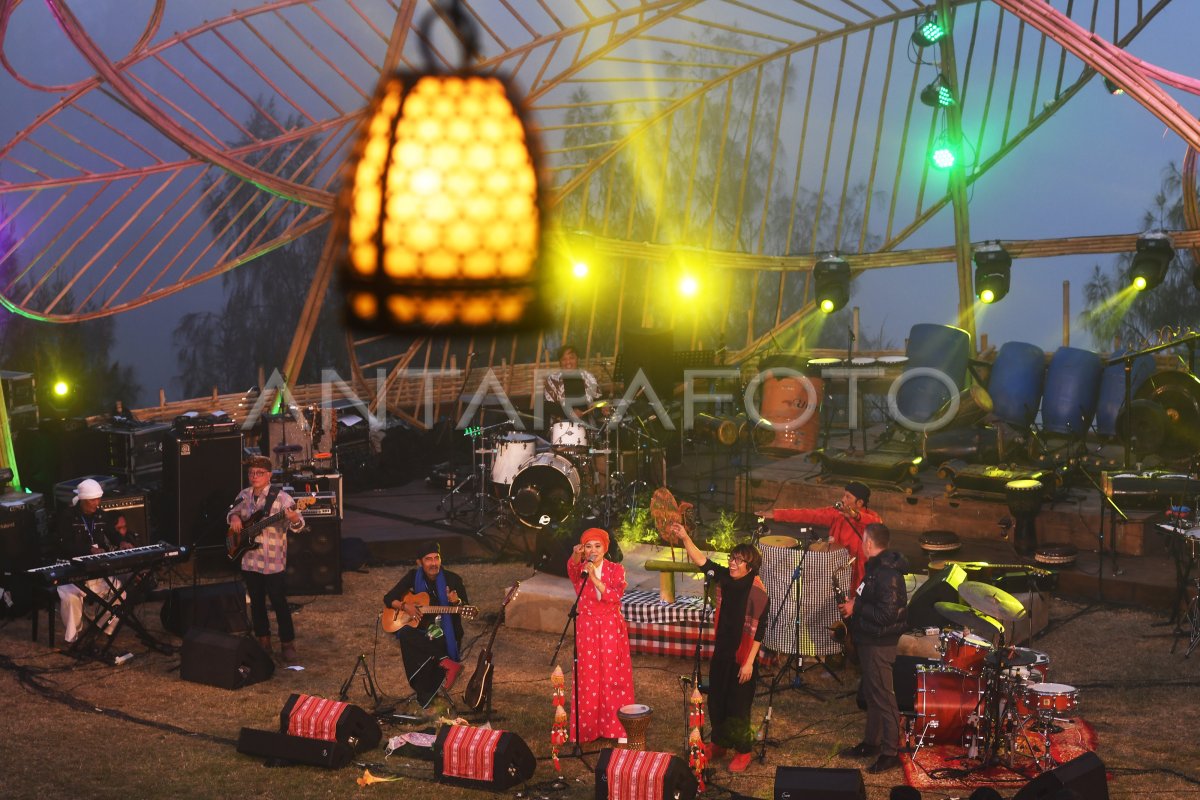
left=934, top=601, right=1002, bottom=637
left=959, top=581, right=1028, bottom=622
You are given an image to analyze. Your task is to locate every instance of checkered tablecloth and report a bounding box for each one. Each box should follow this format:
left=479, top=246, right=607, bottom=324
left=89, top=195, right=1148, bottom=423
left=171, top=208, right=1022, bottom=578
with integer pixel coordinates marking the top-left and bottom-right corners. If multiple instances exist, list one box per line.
left=760, top=544, right=854, bottom=657
left=621, top=588, right=714, bottom=658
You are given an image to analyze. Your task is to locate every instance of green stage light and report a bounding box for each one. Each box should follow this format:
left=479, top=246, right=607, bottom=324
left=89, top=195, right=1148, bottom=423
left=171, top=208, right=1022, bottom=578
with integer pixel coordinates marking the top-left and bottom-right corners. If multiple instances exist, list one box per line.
left=813, top=254, right=850, bottom=314
left=912, top=11, right=946, bottom=48
left=973, top=242, right=1012, bottom=304
left=931, top=144, right=956, bottom=169
left=920, top=74, right=956, bottom=108
left=1130, top=232, right=1174, bottom=291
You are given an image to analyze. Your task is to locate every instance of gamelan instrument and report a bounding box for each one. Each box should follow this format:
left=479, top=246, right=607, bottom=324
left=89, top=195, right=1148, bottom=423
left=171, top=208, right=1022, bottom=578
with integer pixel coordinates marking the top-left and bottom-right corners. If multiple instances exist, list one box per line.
left=226, top=495, right=315, bottom=561
left=380, top=591, right=480, bottom=633
left=463, top=582, right=521, bottom=712
left=28, top=541, right=188, bottom=585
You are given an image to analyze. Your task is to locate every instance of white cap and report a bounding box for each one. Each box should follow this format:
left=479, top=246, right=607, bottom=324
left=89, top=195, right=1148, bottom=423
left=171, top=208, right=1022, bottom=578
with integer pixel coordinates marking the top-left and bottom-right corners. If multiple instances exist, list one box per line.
left=73, top=478, right=105, bottom=505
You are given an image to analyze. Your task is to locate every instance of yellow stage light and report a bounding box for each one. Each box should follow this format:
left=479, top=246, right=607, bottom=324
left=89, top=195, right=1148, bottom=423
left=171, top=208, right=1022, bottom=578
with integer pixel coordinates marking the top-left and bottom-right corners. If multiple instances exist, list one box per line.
left=679, top=275, right=699, bottom=297
left=53, top=380, right=70, bottom=397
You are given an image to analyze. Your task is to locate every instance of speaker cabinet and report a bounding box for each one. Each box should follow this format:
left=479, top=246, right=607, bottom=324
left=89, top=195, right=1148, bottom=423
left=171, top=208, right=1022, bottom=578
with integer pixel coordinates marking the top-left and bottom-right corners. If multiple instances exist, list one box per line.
left=236, top=727, right=352, bottom=769
left=162, top=433, right=243, bottom=553
left=98, top=490, right=151, bottom=546
left=279, top=694, right=381, bottom=752
left=773, top=766, right=866, bottom=800
left=160, top=582, right=248, bottom=636
left=180, top=629, right=274, bottom=689
left=286, top=515, right=341, bottom=595
left=1013, top=752, right=1109, bottom=800
left=595, top=749, right=697, bottom=800
left=434, top=725, right=536, bottom=791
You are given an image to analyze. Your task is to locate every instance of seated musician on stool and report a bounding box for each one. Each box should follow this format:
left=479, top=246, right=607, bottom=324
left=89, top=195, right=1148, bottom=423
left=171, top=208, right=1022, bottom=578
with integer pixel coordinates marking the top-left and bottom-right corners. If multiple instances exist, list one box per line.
left=837, top=523, right=908, bottom=774
left=227, top=455, right=305, bottom=662
left=669, top=521, right=768, bottom=773
left=383, top=540, right=469, bottom=708
left=758, top=480, right=880, bottom=589
left=50, top=478, right=124, bottom=645
left=543, top=344, right=602, bottom=423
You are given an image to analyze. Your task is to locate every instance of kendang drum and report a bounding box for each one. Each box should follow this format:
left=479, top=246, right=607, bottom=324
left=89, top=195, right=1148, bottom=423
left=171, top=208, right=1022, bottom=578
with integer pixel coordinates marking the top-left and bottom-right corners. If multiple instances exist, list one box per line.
left=491, top=433, right=536, bottom=487
left=550, top=420, right=589, bottom=452
left=912, top=667, right=984, bottom=745
left=1005, top=478, right=1044, bottom=557
left=939, top=630, right=994, bottom=675
left=616, top=704, right=653, bottom=751
left=1025, top=683, right=1079, bottom=716
left=509, top=453, right=580, bottom=528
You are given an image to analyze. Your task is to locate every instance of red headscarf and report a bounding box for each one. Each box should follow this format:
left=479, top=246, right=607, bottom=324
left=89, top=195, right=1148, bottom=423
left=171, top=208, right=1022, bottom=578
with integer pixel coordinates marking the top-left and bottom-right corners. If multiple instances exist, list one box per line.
left=579, top=527, right=610, bottom=551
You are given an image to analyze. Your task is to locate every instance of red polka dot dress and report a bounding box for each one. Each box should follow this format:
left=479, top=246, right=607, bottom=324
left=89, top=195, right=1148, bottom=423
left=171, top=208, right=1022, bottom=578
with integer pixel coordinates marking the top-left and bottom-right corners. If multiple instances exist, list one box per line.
left=567, top=557, right=635, bottom=742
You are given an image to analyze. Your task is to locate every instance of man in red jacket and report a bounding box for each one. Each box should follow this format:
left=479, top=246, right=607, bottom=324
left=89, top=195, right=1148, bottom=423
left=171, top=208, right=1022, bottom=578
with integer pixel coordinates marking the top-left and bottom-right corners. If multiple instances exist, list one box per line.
left=757, top=481, right=880, bottom=588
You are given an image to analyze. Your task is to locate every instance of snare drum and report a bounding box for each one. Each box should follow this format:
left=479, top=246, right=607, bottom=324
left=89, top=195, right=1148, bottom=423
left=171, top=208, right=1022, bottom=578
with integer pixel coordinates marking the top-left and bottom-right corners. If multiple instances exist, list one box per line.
left=939, top=630, right=994, bottom=675
left=1001, top=648, right=1050, bottom=684
left=491, top=434, right=537, bottom=486
left=1025, top=683, right=1079, bottom=716
left=616, top=703, right=653, bottom=751
left=550, top=420, right=589, bottom=451
left=913, top=667, right=984, bottom=745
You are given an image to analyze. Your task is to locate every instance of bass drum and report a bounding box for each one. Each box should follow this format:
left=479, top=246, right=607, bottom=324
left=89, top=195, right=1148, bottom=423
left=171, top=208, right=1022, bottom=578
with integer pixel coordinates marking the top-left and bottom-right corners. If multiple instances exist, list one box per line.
left=509, top=453, right=580, bottom=528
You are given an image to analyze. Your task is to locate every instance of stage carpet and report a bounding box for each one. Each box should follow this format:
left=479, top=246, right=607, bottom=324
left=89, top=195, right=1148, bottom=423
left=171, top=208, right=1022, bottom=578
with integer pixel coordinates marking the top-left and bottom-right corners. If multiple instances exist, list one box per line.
left=901, top=718, right=1099, bottom=794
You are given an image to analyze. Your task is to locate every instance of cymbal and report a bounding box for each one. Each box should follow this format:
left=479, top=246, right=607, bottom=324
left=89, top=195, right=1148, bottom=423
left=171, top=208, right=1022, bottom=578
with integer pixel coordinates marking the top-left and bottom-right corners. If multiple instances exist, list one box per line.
left=934, top=601, right=1002, bottom=637
left=959, top=581, right=1028, bottom=622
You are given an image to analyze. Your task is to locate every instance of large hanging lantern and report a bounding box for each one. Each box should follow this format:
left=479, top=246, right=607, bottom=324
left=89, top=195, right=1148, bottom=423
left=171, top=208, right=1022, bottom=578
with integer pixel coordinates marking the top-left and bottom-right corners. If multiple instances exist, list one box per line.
left=336, top=1, right=543, bottom=331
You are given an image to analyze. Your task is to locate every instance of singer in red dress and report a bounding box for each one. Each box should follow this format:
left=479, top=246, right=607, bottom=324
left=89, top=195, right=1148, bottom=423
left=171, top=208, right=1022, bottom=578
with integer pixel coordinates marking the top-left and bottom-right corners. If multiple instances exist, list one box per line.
left=566, top=527, right=635, bottom=742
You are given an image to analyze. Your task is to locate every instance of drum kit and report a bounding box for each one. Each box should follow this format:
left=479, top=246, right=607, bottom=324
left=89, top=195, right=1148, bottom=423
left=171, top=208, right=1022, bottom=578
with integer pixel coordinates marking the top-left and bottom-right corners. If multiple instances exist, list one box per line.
left=448, top=403, right=666, bottom=532
left=912, top=581, right=1079, bottom=773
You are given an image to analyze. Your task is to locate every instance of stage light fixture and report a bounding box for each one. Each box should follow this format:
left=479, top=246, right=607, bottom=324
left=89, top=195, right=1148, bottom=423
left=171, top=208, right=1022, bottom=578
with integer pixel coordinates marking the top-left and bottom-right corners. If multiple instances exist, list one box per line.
left=931, top=132, right=957, bottom=169
left=564, top=230, right=596, bottom=280
left=920, top=74, right=956, bottom=108
left=973, top=242, right=1012, bottom=304
left=1103, top=78, right=1124, bottom=96
left=1129, top=232, right=1174, bottom=291
left=679, top=275, right=699, bottom=297
left=335, top=0, right=543, bottom=332
left=912, top=10, right=947, bottom=48
left=52, top=380, right=70, bottom=397
left=813, top=254, right=850, bottom=314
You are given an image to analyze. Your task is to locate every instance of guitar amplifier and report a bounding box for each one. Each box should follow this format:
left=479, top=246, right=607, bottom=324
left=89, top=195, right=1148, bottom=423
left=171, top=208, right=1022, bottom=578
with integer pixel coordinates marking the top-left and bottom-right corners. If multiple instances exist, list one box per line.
left=284, top=489, right=339, bottom=518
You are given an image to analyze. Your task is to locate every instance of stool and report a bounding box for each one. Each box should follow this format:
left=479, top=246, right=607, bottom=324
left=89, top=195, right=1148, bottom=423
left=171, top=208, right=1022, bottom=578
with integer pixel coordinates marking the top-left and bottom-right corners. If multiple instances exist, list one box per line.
left=1034, top=542, right=1078, bottom=568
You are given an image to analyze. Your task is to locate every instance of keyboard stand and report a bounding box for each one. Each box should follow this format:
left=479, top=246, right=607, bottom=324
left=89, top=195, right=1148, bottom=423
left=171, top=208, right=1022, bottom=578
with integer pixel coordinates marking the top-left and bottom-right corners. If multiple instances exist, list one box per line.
left=70, top=568, right=175, bottom=660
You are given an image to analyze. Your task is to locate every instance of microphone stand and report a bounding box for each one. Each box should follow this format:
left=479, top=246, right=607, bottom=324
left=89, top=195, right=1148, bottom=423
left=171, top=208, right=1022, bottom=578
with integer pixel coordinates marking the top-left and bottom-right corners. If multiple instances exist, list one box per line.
left=687, top=567, right=715, bottom=754
left=549, top=559, right=595, bottom=776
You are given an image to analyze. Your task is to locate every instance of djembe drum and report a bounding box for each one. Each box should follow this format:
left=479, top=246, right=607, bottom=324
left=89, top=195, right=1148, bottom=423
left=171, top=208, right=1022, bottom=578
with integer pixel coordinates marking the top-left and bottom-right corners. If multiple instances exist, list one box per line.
left=1005, top=479, right=1044, bottom=557
left=616, top=704, right=653, bottom=751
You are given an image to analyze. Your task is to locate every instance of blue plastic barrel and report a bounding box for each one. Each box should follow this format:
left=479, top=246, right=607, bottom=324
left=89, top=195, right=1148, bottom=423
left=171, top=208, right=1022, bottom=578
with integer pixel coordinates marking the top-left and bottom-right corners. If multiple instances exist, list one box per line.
left=1094, top=351, right=1156, bottom=437
left=1041, top=347, right=1104, bottom=435
left=988, top=342, right=1046, bottom=427
left=894, top=324, right=971, bottom=424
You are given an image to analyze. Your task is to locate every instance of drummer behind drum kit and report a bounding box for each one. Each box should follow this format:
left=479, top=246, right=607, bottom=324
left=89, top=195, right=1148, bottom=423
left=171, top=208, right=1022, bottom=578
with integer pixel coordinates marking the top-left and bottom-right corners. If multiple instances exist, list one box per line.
left=911, top=581, right=1080, bottom=774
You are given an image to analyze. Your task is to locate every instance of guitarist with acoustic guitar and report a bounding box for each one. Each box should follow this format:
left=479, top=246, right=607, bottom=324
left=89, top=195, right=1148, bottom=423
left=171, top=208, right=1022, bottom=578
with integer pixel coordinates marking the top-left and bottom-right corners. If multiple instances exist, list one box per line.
left=227, top=455, right=307, bottom=663
left=382, top=540, right=470, bottom=708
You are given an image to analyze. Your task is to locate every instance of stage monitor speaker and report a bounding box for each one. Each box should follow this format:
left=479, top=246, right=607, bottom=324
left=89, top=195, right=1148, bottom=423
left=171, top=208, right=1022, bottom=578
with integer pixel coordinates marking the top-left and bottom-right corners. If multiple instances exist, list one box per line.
left=236, top=727, right=352, bottom=769
left=160, top=582, right=248, bottom=636
left=286, top=515, right=341, bottom=595
left=162, top=433, right=242, bottom=554
left=434, top=725, right=536, bottom=791
left=773, top=766, right=866, bottom=800
left=1012, top=752, right=1109, bottom=800
left=279, top=693, right=382, bottom=752
left=180, top=628, right=274, bottom=689
left=907, top=562, right=968, bottom=629
left=595, top=748, right=697, bottom=800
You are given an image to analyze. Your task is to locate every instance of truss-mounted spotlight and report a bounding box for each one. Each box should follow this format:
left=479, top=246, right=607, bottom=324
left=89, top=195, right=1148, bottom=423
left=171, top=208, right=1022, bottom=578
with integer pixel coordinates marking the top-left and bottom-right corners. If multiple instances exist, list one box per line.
left=1103, top=78, right=1124, bottom=96
left=973, top=241, right=1012, bottom=304
left=1130, top=232, right=1174, bottom=291
left=335, top=0, right=543, bottom=331
left=920, top=74, right=956, bottom=108
left=912, top=10, right=947, bottom=48
left=930, top=131, right=958, bottom=169
left=814, top=255, right=850, bottom=313
left=563, top=230, right=596, bottom=280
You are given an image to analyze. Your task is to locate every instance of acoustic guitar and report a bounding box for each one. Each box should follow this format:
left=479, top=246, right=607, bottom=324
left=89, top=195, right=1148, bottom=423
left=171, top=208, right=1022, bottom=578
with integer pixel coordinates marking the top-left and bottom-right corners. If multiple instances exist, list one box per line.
left=380, top=591, right=479, bottom=633
left=225, top=496, right=314, bottom=561
left=463, top=582, right=521, bottom=711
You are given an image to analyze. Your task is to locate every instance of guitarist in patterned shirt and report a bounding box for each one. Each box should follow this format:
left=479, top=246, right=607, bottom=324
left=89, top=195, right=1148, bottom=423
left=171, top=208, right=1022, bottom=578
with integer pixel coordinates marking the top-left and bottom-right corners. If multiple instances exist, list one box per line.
left=383, top=540, right=470, bottom=708
left=226, top=455, right=306, bottom=662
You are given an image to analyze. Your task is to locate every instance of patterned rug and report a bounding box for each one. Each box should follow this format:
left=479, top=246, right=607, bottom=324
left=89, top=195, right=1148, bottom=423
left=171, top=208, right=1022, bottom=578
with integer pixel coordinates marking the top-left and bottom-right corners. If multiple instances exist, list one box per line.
left=901, top=718, right=1099, bottom=794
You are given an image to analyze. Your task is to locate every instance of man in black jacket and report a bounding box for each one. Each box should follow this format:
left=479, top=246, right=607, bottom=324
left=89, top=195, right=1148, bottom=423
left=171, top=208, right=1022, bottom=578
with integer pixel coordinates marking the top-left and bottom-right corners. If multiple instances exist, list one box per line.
left=837, top=522, right=908, bottom=774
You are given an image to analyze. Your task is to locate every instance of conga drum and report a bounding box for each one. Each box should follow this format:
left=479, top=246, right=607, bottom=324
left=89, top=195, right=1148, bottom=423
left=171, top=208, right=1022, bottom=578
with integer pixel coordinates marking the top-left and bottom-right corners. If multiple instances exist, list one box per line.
left=1005, top=479, right=1044, bottom=557
left=616, top=704, right=653, bottom=750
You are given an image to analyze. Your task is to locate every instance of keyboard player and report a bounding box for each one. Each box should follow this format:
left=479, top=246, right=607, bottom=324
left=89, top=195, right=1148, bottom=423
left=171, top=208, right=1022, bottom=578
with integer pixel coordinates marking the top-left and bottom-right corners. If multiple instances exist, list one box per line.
left=49, top=478, right=125, bottom=645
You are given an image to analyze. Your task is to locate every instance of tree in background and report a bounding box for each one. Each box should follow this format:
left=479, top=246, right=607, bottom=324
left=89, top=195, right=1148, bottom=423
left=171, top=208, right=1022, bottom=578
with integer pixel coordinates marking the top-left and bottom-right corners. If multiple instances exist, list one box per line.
left=173, top=103, right=347, bottom=399
left=1082, top=162, right=1200, bottom=348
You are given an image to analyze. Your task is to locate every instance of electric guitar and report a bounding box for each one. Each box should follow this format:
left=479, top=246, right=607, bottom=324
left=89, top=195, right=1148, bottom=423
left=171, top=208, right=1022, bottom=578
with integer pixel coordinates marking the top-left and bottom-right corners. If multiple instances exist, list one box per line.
left=380, top=591, right=480, bottom=633
left=225, top=496, right=314, bottom=561
left=463, top=582, right=521, bottom=711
